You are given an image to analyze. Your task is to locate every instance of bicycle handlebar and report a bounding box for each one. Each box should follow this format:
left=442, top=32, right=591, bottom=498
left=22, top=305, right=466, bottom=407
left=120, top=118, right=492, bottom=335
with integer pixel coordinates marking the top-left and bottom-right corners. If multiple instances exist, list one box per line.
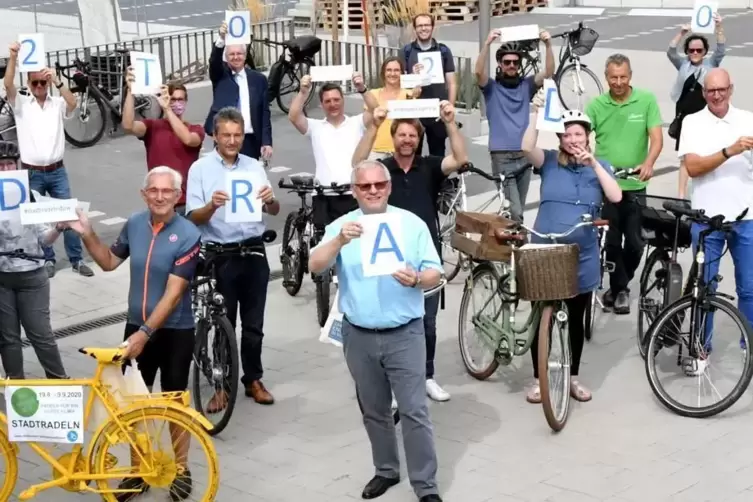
left=504, top=215, right=607, bottom=243
left=662, top=201, right=748, bottom=232
left=278, top=178, right=351, bottom=194
left=456, top=163, right=499, bottom=182
left=551, top=21, right=585, bottom=39
left=0, top=249, right=45, bottom=262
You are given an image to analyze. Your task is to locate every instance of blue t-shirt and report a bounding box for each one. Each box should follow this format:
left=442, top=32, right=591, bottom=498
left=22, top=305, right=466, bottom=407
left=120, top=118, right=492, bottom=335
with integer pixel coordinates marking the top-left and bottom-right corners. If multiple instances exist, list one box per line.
left=482, top=75, right=536, bottom=152
left=111, top=211, right=201, bottom=330
left=532, top=150, right=614, bottom=294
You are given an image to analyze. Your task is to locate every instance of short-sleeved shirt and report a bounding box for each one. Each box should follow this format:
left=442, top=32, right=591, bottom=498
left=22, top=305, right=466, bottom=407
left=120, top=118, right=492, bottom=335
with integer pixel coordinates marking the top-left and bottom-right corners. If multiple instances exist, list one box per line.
left=365, top=88, right=409, bottom=153
left=185, top=150, right=271, bottom=243
left=678, top=106, right=753, bottom=221
left=380, top=155, right=446, bottom=251
left=532, top=150, right=614, bottom=294
left=305, top=115, right=366, bottom=187
left=314, top=206, right=442, bottom=329
left=481, top=76, right=536, bottom=152
left=140, top=119, right=206, bottom=204
left=12, top=94, right=68, bottom=165
left=110, top=210, right=201, bottom=330
left=586, top=87, right=662, bottom=191
left=402, top=40, right=455, bottom=101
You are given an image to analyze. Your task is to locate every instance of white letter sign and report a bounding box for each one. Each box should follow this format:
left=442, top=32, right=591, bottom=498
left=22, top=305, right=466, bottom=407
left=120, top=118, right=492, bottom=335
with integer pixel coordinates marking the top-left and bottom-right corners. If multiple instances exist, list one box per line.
left=0, top=170, right=30, bottom=221
left=400, top=74, right=431, bottom=89
left=417, top=51, right=444, bottom=85
left=225, top=10, right=251, bottom=44
left=497, top=25, right=540, bottom=43
left=224, top=172, right=267, bottom=223
left=691, top=1, right=717, bottom=34
left=309, top=64, right=354, bottom=82
left=387, top=98, right=440, bottom=119
left=360, top=213, right=405, bottom=277
left=536, top=79, right=564, bottom=133
left=19, top=198, right=79, bottom=225
left=129, top=51, right=163, bottom=95
left=17, top=33, right=45, bottom=73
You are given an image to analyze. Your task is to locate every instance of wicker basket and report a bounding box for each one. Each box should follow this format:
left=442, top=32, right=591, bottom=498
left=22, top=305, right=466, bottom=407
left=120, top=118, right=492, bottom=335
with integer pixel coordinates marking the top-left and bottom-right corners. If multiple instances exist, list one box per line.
left=514, top=244, right=580, bottom=301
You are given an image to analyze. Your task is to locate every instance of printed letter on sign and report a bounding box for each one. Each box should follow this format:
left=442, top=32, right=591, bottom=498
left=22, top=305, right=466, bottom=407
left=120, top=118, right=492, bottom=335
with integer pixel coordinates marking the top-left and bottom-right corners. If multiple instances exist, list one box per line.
left=224, top=172, right=265, bottom=223
left=691, top=0, right=717, bottom=35
left=419, top=52, right=444, bottom=85
left=129, top=52, right=163, bottom=95
left=17, top=34, right=45, bottom=72
left=225, top=10, right=251, bottom=44
left=360, top=213, right=406, bottom=277
left=535, top=79, right=564, bottom=133
left=0, top=170, right=30, bottom=221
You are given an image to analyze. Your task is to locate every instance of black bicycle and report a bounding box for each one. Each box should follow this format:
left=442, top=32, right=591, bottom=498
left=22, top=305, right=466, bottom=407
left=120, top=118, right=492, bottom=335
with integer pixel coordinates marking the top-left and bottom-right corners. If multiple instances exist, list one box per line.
left=645, top=201, right=753, bottom=418
left=55, top=49, right=160, bottom=148
left=190, top=230, right=276, bottom=435
left=277, top=174, right=350, bottom=327
left=249, top=35, right=320, bottom=114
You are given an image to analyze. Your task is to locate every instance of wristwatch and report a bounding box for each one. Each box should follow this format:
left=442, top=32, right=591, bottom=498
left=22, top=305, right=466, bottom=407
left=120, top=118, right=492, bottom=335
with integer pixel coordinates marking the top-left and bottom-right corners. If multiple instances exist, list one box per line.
left=55, top=82, right=64, bottom=89
left=412, top=273, right=421, bottom=288
left=138, top=325, right=154, bottom=339
left=264, top=197, right=276, bottom=205
left=722, top=147, right=730, bottom=159
left=358, top=86, right=368, bottom=94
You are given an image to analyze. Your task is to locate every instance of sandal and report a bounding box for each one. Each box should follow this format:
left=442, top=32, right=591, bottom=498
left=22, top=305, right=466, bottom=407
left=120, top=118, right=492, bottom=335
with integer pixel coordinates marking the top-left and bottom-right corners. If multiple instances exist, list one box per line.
left=525, top=381, right=541, bottom=404
left=570, top=380, right=592, bottom=402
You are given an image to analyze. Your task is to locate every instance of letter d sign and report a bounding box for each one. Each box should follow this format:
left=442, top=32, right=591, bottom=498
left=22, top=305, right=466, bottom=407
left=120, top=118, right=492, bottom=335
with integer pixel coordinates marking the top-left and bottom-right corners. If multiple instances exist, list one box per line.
left=0, top=177, right=28, bottom=212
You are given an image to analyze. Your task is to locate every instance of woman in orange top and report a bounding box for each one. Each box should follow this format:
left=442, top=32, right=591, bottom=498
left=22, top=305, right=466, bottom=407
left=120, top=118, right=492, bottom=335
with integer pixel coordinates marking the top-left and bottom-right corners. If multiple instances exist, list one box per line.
left=360, top=56, right=421, bottom=160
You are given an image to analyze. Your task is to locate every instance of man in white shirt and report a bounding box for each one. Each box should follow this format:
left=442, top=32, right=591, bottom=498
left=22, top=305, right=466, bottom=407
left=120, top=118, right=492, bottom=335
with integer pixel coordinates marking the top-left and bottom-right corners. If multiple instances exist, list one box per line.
left=3, top=42, right=93, bottom=278
left=678, top=68, right=753, bottom=375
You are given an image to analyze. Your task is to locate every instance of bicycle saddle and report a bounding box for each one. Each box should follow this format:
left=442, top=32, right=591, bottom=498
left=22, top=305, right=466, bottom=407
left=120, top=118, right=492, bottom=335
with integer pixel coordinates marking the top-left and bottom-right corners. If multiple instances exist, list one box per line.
left=290, top=173, right=315, bottom=187
left=78, top=347, right=123, bottom=363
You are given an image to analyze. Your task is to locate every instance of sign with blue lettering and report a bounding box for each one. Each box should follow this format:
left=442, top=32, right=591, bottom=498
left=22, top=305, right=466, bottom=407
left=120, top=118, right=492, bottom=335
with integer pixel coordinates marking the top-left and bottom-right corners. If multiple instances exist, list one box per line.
left=360, top=213, right=405, bottom=277
left=0, top=170, right=30, bottom=221
left=535, top=79, right=565, bottom=134
left=225, top=10, right=252, bottom=44
left=129, top=51, right=163, bottom=95
left=224, top=172, right=267, bottom=223
left=17, top=33, right=45, bottom=73
left=691, top=0, right=717, bottom=35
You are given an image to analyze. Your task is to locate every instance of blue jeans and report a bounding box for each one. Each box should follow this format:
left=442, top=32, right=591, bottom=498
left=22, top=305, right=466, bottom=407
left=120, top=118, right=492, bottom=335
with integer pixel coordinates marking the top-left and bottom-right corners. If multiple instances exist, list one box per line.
left=28, top=166, right=83, bottom=264
left=491, top=152, right=531, bottom=223
left=690, top=220, right=753, bottom=350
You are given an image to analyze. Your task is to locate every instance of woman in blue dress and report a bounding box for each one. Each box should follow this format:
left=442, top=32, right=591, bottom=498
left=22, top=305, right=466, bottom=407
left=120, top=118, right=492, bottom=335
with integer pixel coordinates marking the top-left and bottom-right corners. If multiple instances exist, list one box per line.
left=520, top=98, right=622, bottom=404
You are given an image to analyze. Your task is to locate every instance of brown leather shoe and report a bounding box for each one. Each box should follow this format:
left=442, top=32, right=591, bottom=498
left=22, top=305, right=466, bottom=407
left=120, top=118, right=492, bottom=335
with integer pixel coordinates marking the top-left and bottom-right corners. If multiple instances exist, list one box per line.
left=245, top=380, right=274, bottom=405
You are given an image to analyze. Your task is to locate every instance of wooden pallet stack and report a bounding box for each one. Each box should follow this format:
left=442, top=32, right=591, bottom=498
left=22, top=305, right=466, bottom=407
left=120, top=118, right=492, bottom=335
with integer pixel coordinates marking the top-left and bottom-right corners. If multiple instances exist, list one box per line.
left=510, top=0, right=543, bottom=12
left=429, top=0, right=479, bottom=22
left=318, top=0, right=384, bottom=30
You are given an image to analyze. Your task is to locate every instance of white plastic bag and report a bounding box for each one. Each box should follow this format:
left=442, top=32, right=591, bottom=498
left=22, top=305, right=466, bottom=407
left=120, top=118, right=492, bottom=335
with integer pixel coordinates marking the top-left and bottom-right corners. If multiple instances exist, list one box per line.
left=124, top=362, right=171, bottom=451
left=124, top=362, right=151, bottom=396
left=319, top=287, right=344, bottom=347
left=90, top=365, right=128, bottom=433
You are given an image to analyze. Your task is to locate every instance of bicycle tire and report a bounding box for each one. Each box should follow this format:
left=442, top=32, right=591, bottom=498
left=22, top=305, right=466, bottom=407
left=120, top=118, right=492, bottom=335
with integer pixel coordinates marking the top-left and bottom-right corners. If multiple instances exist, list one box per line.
left=584, top=291, right=595, bottom=342
left=356, top=387, right=400, bottom=425
left=281, top=212, right=305, bottom=296
left=64, top=88, right=107, bottom=148
left=457, top=262, right=501, bottom=380
left=277, top=60, right=315, bottom=114
left=645, top=295, right=753, bottom=418
left=637, top=248, right=665, bottom=359
left=538, top=302, right=571, bottom=432
left=315, top=276, right=331, bottom=328
left=556, top=64, right=603, bottom=111
left=439, top=203, right=462, bottom=282
left=192, top=314, right=239, bottom=436
left=0, top=430, right=18, bottom=500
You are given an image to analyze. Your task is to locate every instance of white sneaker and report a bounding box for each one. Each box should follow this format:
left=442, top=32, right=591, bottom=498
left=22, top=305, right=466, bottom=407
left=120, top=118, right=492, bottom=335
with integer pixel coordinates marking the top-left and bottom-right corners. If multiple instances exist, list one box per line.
left=683, top=357, right=709, bottom=377
left=391, top=393, right=398, bottom=413
left=426, top=379, right=450, bottom=402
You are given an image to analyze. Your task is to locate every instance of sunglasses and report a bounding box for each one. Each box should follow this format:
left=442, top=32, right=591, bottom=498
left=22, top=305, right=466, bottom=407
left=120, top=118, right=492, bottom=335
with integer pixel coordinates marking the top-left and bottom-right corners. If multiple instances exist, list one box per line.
left=687, top=48, right=704, bottom=54
left=355, top=181, right=389, bottom=191
left=501, top=59, right=520, bottom=67
left=30, top=80, right=47, bottom=87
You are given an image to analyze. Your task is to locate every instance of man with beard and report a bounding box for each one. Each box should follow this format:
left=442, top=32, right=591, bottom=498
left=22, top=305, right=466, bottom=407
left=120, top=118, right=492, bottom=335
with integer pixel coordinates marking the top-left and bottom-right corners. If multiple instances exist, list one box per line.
left=473, top=29, right=554, bottom=223
left=352, top=101, right=468, bottom=403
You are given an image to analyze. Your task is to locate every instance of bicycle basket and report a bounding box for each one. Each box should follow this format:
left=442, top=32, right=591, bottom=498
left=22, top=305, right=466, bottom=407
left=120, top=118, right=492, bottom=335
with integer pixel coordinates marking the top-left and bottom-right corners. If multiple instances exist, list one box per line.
left=570, top=28, right=599, bottom=57
left=286, top=35, right=322, bottom=59
left=514, top=244, right=580, bottom=301
left=637, top=194, right=692, bottom=249
left=450, top=212, right=517, bottom=262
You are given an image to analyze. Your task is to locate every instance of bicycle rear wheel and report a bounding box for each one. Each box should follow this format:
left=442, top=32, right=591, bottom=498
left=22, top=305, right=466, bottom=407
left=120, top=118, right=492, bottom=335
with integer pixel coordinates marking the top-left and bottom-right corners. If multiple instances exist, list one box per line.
left=277, top=60, right=314, bottom=114
left=63, top=88, right=107, bottom=148
left=315, top=276, right=331, bottom=328
left=637, top=248, right=667, bottom=359
left=192, top=314, right=239, bottom=436
left=538, top=302, right=571, bottom=432
left=556, top=64, right=602, bottom=111
left=281, top=212, right=306, bottom=296
left=583, top=291, right=595, bottom=342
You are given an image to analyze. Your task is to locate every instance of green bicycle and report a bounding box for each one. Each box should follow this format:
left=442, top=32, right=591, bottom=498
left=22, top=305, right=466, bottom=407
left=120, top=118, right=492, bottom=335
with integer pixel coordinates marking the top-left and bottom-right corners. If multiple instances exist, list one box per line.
left=457, top=214, right=608, bottom=431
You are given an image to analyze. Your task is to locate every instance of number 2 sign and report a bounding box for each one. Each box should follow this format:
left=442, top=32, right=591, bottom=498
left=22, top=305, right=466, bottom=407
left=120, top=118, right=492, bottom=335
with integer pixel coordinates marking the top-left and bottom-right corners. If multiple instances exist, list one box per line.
left=691, top=0, right=718, bottom=35
left=17, top=34, right=45, bottom=73
left=129, top=51, right=163, bottom=95
left=225, top=10, right=251, bottom=44
left=418, top=51, right=444, bottom=85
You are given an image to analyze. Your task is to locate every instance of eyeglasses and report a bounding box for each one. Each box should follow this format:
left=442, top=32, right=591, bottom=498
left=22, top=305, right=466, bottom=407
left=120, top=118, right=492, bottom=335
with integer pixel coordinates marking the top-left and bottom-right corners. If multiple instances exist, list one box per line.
left=29, top=80, right=47, bottom=87
left=705, top=86, right=730, bottom=96
left=355, top=181, right=389, bottom=191
left=687, top=48, right=705, bottom=54
left=501, top=59, right=520, bottom=67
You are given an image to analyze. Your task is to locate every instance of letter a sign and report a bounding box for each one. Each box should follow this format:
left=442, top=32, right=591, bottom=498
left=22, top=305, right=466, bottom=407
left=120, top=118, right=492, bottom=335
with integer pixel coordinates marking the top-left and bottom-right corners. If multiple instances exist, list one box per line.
left=360, top=213, right=406, bottom=277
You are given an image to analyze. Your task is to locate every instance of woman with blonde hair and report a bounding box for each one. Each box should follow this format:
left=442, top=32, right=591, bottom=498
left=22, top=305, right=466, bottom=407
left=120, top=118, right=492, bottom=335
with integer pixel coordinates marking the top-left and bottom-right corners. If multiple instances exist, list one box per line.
left=359, top=56, right=421, bottom=160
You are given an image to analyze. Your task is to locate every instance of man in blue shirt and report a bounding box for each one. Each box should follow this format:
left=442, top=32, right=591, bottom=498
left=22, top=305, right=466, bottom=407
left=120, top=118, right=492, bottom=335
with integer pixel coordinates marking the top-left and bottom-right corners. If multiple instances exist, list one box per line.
left=308, top=160, right=444, bottom=502
left=473, top=29, right=554, bottom=222
left=66, top=165, right=201, bottom=500
left=186, top=106, right=280, bottom=407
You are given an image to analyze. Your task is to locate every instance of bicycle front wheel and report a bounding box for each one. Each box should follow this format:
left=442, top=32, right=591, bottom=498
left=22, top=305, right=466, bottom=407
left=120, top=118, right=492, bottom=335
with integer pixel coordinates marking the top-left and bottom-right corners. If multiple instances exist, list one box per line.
left=63, top=88, right=107, bottom=148
left=556, top=64, right=602, bottom=111
left=637, top=248, right=667, bottom=359
left=438, top=203, right=462, bottom=282
left=90, top=406, right=220, bottom=501
left=538, top=302, right=571, bottom=432
left=315, top=276, right=331, bottom=328
left=277, top=60, right=314, bottom=114
left=646, top=295, right=753, bottom=418
left=281, top=212, right=306, bottom=296
left=0, top=430, right=18, bottom=501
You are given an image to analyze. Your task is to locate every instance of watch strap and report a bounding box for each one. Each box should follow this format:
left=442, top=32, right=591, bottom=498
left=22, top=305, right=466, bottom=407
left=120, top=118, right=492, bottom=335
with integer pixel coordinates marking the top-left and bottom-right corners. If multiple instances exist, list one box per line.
left=139, top=325, right=154, bottom=339
left=722, top=147, right=730, bottom=159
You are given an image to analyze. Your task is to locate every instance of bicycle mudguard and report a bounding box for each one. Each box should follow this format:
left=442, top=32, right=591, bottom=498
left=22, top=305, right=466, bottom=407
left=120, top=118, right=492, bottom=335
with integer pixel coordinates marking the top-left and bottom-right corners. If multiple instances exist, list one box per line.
left=664, top=261, right=684, bottom=306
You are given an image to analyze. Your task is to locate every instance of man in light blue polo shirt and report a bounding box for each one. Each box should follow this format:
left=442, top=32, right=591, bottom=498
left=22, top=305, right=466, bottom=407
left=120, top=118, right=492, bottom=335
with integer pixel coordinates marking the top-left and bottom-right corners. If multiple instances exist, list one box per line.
left=186, top=106, right=280, bottom=408
left=308, top=160, right=444, bottom=502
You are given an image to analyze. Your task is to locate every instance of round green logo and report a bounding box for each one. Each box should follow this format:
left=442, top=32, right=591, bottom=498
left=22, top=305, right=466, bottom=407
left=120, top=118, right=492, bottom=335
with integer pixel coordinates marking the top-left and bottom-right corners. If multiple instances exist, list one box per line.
left=11, top=388, right=39, bottom=418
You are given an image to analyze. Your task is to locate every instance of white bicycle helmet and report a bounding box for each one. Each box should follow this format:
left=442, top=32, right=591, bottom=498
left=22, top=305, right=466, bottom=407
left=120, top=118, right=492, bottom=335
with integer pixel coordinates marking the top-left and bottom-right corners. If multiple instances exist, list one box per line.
left=561, top=110, right=592, bottom=131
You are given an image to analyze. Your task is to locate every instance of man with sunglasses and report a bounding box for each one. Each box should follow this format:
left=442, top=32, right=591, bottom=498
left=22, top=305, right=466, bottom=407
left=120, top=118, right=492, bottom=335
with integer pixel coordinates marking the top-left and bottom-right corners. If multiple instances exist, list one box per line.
left=3, top=41, right=93, bottom=279
left=473, top=29, right=554, bottom=223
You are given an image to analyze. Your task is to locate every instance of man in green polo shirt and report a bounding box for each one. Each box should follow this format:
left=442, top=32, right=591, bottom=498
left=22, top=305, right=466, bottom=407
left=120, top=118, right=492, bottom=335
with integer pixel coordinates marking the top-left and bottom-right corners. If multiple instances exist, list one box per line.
left=586, top=53, right=663, bottom=315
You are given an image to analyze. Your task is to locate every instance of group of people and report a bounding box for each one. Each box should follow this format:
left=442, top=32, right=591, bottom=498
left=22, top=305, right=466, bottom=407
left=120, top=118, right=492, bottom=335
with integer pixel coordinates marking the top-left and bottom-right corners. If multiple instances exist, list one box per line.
left=2, top=8, right=752, bottom=502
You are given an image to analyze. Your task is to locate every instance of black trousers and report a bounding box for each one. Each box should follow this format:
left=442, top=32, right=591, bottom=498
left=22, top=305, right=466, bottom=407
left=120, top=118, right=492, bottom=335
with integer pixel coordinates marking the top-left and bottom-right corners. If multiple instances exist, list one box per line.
left=214, top=248, right=270, bottom=383
left=602, top=189, right=646, bottom=294
left=416, top=118, right=447, bottom=157
left=531, top=292, right=590, bottom=379
left=424, top=294, right=440, bottom=379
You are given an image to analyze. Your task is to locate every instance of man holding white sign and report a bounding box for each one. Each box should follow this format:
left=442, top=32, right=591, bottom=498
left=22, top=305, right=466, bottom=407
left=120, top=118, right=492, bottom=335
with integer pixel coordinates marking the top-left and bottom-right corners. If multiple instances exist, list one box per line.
left=474, top=28, right=554, bottom=223
left=187, top=107, right=279, bottom=407
left=3, top=41, right=93, bottom=279
left=308, top=160, right=444, bottom=502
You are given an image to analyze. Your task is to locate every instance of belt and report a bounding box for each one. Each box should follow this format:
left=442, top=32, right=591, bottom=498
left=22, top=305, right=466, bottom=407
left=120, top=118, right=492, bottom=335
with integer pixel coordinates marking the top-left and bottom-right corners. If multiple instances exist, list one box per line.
left=344, top=316, right=420, bottom=333
left=22, top=160, right=63, bottom=172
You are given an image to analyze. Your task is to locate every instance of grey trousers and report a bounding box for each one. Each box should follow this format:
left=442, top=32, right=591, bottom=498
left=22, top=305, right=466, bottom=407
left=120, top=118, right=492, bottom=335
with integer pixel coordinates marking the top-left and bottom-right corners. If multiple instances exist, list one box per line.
left=0, top=268, right=67, bottom=379
left=491, top=151, right=532, bottom=223
left=342, top=317, right=439, bottom=498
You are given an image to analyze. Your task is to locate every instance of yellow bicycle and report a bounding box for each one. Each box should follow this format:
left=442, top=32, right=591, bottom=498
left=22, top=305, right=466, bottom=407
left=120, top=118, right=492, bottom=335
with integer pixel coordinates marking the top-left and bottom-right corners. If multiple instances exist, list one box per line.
left=0, top=347, right=220, bottom=500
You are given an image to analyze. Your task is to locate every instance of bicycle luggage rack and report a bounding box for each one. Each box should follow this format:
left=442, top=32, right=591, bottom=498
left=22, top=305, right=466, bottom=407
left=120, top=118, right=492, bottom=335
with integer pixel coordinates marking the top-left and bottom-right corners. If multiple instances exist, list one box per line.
left=450, top=212, right=517, bottom=262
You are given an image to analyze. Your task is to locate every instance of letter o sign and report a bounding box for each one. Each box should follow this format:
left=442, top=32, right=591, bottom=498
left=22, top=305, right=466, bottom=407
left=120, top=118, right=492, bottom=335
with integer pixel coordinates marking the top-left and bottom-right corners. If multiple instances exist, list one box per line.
left=696, top=4, right=712, bottom=28
left=228, top=15, right=246, bottom=39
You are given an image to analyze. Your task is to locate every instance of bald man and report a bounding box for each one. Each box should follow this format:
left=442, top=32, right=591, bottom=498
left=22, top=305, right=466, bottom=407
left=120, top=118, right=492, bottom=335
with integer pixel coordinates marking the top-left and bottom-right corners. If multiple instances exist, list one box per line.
left=203, top=20, right=273, bottom=161
left=677, top=67, right=753, bottom=376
